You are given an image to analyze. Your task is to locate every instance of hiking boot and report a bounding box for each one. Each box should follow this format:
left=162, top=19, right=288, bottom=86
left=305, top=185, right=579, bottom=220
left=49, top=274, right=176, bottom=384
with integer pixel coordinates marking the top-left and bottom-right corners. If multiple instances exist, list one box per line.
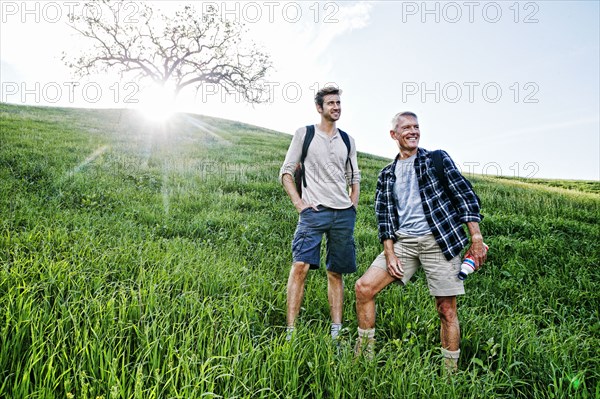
left=353, top=337, right=375, bottom=360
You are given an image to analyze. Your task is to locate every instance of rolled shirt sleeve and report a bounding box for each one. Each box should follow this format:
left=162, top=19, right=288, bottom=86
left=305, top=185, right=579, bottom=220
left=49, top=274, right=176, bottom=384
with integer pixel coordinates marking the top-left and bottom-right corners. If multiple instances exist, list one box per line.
left=279, top=127, right=306, bottom=183
left=441, top=150, right=482, bottom=223
left=345, top=135, right=361, bottom=186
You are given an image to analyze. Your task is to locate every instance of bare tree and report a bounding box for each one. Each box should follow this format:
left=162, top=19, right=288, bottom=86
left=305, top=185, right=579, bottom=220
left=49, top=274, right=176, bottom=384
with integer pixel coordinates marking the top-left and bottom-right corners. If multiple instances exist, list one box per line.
left=63, top=0, right=272, bottom=103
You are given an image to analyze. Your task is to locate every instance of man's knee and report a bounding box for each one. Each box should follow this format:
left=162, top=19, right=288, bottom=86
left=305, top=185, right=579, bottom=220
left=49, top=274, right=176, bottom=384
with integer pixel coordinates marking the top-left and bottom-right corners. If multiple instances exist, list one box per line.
left=355, top=278, right=375, bottom=302
left=290, top=262, right=310, bottom=278
left=436, top=297, right=458, bottom=321
left=327, top=270, right=342, bottom=281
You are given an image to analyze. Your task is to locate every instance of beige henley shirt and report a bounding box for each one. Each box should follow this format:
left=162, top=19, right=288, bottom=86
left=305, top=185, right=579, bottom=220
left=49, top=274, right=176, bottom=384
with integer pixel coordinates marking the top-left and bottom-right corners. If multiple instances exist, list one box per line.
left=279, top=125, right=361, bottom=209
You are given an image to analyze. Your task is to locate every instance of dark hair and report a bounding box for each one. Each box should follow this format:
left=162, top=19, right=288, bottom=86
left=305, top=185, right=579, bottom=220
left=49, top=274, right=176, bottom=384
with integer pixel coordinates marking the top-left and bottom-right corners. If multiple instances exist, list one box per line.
left=391, top=111, right=418, bottom=131
left=315, top=86, right=342, bottom=108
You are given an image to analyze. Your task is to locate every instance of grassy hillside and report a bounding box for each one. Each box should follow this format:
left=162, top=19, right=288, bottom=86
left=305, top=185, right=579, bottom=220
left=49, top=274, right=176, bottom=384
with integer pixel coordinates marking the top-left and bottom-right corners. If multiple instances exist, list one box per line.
left=1, top=103, right=598, bottom=398
left=494, top=176, right=600, bottom=195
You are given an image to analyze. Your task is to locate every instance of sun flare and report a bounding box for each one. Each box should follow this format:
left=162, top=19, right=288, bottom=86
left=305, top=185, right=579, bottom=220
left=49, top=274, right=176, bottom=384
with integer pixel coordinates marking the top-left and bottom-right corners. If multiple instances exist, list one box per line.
left=137, top=84, right=176, bottom=122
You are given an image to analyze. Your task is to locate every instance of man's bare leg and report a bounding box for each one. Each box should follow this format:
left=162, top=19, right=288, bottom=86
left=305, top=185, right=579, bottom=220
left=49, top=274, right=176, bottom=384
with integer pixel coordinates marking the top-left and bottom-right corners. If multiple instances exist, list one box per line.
left=286, top=262, right=310, bottom=338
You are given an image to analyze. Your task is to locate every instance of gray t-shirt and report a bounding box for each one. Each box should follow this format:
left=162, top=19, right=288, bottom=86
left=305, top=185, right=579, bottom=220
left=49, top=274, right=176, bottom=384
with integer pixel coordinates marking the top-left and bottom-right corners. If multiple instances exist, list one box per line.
left=394, top=154, right=431, bottom=236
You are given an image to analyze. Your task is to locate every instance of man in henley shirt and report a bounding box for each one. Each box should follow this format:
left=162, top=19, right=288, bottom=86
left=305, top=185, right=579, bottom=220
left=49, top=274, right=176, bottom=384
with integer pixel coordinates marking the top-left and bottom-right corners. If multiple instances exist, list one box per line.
left=279, top=86, right=361, bottom=341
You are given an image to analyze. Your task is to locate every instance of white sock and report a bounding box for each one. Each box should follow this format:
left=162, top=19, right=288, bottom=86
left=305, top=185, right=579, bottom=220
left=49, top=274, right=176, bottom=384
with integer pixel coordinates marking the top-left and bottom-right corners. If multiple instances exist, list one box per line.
left=441, top=348, right=460, bottom=359
left=357, top=327, right=375, bottom=340
left=331, top=323, right=342, bottom=339
left=441, top=348, right=460, bottom=370
left=286, top=326, right=295, bottom=341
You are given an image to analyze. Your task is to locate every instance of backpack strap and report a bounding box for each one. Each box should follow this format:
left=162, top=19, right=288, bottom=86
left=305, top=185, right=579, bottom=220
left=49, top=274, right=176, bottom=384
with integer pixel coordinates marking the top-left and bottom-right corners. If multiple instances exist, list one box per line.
left=338, top=129, right=354, bottom=185
left=431, top=150, right=448, bottom=193
left=299, top=125, right=315, bottom=189
left=432, top=149, right=482, bottom=210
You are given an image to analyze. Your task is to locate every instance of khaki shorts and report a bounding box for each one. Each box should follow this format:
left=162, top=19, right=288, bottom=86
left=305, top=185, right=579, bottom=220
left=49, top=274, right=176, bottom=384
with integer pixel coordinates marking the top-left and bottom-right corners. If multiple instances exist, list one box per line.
left=370, top=234, right=464, bottom=297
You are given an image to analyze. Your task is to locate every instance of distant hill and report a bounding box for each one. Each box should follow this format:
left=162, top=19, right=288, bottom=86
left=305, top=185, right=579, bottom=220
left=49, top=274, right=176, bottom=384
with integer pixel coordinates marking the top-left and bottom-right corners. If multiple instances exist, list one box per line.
left=494, top=176, right=599, bottom=195
left=1, top=103, right=598, bottom=398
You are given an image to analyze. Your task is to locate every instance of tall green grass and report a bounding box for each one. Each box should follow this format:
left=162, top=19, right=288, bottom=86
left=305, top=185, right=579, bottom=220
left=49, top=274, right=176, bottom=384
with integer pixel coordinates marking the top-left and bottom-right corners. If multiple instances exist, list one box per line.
left=1, top=103, right=598, bottom=398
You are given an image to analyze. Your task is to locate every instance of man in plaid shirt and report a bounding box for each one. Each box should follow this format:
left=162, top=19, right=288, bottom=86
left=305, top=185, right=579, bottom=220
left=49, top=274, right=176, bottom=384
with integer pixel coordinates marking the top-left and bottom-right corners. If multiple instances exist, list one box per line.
left=354, top=111, right=486, bottom=371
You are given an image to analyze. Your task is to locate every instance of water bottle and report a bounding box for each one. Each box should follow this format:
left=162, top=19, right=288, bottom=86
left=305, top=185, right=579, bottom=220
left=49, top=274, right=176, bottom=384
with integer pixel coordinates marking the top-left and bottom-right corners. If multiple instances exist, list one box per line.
left=458, top=243, right=488, bottom=280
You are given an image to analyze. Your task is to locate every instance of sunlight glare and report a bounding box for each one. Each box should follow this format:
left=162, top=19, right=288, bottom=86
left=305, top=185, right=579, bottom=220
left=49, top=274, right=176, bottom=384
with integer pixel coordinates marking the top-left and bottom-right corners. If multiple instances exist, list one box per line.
left=137, top=84, right=176, bottom=122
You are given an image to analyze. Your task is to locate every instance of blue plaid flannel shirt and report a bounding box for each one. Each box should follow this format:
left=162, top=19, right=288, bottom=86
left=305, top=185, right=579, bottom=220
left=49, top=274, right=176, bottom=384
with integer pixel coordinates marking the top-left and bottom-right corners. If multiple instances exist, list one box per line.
left=375, top=148, right=483, bottom=260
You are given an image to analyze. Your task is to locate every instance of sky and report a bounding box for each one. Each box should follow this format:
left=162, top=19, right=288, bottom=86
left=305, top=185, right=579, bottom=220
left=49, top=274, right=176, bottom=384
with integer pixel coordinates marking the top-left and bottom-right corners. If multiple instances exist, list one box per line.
left=1, top=0, right=599, bottom=181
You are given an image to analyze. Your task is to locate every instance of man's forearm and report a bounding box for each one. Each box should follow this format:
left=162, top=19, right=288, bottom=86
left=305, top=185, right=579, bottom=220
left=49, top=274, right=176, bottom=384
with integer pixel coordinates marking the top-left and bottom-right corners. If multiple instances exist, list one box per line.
left=383, top=239, right=395, bottom=255
left=466, top=222, right=483, bottom=242
left=466, top=221, right=486, bottom=266
left=350, top=183, right=360, bottom=207
left=281, top=173, right=303, bottom=210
